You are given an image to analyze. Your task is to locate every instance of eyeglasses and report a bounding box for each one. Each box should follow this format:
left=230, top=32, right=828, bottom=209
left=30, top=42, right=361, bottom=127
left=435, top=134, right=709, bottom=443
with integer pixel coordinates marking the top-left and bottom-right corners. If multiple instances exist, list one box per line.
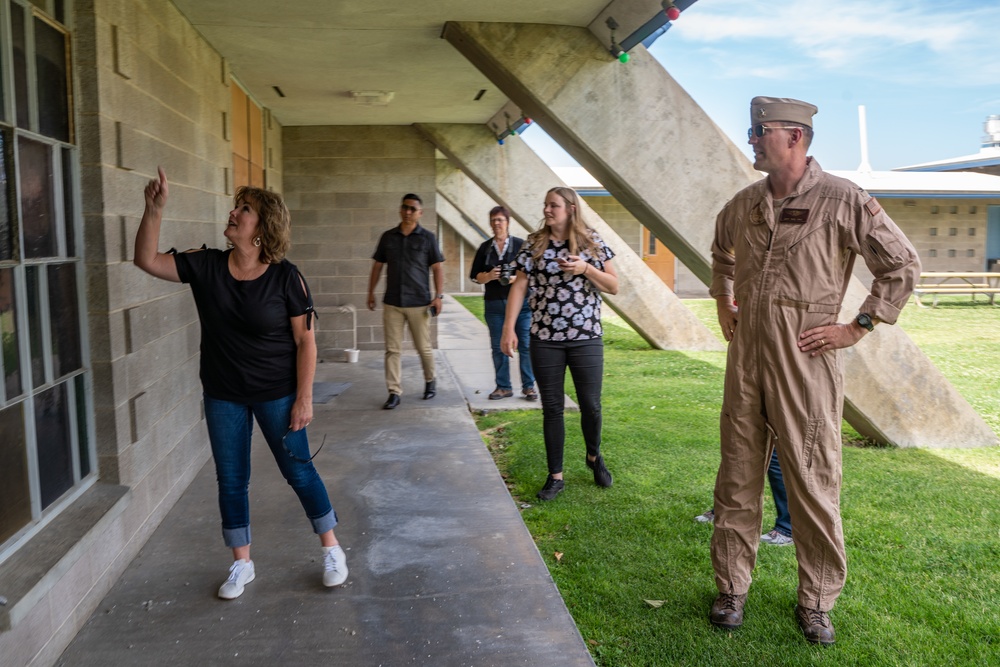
left=400, top=205, right=421, bottom=213
left=281, top=427, right=326, bottom=464
left=748, top=124, right=801, bottom=139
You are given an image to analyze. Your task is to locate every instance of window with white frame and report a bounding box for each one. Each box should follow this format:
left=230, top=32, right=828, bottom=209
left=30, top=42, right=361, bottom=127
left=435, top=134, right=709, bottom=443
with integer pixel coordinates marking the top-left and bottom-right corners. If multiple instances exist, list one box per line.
left=0, top=0, right=93, bottom=556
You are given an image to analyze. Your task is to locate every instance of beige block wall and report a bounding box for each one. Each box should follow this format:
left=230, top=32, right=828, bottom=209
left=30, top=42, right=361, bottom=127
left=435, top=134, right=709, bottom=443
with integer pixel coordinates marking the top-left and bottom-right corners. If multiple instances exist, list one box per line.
left=0, top=1, right=241, bottom=663
left=437, top=220, right=477, bottom=293
left=853, top=198, right=998, bottom=286
left=281, top=126, right=439, bottom=354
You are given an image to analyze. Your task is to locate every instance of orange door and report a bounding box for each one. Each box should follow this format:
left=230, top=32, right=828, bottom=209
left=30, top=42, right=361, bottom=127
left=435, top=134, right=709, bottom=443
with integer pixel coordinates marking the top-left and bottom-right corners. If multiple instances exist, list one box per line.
left=641, top=227, right=675, bottom=291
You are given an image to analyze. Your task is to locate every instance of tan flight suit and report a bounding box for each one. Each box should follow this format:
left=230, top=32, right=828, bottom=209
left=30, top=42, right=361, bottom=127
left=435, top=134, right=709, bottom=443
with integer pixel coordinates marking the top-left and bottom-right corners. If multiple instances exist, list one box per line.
left=709, top=158, right=919, bottom=611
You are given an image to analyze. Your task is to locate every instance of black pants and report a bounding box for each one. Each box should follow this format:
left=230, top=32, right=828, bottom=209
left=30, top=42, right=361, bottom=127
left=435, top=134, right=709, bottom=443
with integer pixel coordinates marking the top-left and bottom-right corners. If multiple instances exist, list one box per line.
left=530, top=338, right=604, bottom=474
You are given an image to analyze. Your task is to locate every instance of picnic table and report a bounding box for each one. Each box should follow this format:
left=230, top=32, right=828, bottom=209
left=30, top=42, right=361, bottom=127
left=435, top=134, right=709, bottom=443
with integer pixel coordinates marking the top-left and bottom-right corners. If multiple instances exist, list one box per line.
left=913, top=272, right=1000, bottom=307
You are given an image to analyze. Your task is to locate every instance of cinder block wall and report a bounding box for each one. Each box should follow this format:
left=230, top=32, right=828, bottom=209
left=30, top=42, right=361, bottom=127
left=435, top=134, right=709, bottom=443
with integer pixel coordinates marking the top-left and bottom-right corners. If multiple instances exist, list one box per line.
left=437, top=222, right=476, bottom=293
left=884, top=198, right=996, bottom=272
left=849, top=199, right=997, bottom=287
left=0, top=1, right=234, bottom=664
left=282, top=126, right=438, bottom=353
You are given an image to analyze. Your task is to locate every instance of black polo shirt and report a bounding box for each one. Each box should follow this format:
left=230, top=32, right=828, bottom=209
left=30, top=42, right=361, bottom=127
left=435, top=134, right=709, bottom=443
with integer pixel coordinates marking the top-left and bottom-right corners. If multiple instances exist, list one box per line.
left=372, top=224, right=445, bottom=307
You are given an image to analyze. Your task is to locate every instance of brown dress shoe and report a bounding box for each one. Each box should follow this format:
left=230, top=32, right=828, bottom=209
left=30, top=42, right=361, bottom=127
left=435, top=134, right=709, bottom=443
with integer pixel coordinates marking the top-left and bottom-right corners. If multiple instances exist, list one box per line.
left=709, top=592, right=747, bottom=630
left=795, top=604, right=836, bottom=645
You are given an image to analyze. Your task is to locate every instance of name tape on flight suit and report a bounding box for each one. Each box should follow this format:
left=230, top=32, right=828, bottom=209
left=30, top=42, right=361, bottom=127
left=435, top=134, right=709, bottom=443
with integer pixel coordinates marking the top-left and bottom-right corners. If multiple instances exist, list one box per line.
left=778, top=208, right=810, bottom=224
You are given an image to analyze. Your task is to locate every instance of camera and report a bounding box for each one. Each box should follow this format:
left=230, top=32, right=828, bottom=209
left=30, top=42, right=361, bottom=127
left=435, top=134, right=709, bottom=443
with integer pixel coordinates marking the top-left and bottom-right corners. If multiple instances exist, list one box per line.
left=498, top=264, right=514, bottom=286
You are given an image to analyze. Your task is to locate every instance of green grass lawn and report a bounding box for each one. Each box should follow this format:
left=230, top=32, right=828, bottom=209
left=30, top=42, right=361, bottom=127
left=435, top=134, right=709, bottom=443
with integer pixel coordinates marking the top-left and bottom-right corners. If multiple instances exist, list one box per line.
left=455, top=295, right=1000, bottom=666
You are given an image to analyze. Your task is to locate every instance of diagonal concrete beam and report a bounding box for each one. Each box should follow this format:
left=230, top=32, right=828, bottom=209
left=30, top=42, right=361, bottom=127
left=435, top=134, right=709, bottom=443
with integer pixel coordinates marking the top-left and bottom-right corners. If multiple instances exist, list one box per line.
left=442, top=21, right=997, bottom=448
left=435, top=190, right=492, bottom=250
left=436, top=160, right=532, bottom=240
left=420, top=123, right=724, bottom=352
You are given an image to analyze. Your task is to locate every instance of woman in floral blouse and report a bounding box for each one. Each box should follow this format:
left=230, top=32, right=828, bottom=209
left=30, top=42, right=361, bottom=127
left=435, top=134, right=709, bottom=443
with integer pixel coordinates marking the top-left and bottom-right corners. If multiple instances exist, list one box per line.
left=501, top=187, right=619, bottom=501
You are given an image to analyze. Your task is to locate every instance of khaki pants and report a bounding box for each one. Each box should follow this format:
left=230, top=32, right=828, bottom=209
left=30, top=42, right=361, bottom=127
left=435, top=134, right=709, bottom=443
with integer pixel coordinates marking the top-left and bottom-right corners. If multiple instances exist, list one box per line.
left=383, top=304, right=435, bottom=396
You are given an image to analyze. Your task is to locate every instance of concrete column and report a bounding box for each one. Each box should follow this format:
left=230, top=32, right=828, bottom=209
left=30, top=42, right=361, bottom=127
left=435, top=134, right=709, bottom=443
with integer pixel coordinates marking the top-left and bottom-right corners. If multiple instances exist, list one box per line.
left=442, top=21, right=996, bottom=448
left=420, top=123, right=724, bottom=352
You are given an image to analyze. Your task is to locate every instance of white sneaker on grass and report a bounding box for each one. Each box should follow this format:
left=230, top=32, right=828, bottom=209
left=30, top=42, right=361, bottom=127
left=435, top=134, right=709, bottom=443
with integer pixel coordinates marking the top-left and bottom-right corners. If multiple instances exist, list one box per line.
left=218, top=559, right=255, bottom=599
left=323, top=545, right=348, bottom=587
left=694, top=509, right=715, bottom=524
left=760, top=529, right=794, bottom=546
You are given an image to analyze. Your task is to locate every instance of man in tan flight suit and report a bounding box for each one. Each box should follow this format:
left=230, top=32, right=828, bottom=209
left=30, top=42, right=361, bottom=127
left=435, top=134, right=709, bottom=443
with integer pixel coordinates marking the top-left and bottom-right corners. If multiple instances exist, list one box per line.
left=708, top=97, right=920, bottom=645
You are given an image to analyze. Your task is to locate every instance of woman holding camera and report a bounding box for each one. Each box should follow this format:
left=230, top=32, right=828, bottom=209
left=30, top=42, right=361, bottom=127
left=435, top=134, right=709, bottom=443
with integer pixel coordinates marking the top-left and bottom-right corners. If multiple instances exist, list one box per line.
left=501, top=188, right=618, bottom=501
left=470, top=206, right=536, bottom=401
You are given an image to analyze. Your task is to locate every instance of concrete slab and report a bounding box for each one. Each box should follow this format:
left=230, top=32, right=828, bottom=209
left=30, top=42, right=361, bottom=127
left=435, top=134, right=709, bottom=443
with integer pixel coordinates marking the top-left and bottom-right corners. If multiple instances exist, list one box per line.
left=56, top=304, right=594, bottom=666
left=438, top=295, right=576, bottom=414
left=441, top=21, right=997, bottom=448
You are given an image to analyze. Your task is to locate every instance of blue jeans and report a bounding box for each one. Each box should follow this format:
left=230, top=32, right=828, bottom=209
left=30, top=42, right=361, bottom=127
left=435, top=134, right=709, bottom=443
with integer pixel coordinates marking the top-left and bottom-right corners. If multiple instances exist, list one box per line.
left=204, top=393, right=337, bottom=548
left=768, top=448, right=792, bottom=537
left=485, top=298, right=534, bottom=391
left=531, top=338, right=604, bottom=474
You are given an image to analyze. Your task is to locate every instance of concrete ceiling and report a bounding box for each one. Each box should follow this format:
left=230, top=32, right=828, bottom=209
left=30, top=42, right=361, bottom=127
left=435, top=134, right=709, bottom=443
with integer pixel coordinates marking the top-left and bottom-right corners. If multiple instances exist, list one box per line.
left=170, top=0, right=610, bottom=127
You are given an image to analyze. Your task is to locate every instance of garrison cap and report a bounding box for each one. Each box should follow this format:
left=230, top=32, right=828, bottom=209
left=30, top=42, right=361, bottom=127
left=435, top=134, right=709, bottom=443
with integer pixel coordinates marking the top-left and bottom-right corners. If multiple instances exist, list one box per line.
left=750, top=96, right=818, bottom=128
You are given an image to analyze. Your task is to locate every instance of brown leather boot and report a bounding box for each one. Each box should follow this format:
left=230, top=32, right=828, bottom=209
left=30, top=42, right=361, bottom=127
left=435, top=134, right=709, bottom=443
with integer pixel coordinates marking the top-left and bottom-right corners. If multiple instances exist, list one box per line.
left=795, top=604, right=836, bottom=645
left=709, top=592, right=747, bottom=630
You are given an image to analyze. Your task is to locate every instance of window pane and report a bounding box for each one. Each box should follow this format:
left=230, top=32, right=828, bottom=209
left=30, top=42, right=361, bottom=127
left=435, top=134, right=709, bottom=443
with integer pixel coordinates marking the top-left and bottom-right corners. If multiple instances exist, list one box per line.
left=25, top=266, right=44, bottom=388
left=75, top=374, right=89, bottom=477
left=18, top=136, right=57, bottom=258
left=12, top=3, right=30, bottom=128
left=34, top=17, right=71, bottom=143
left=47, top=263, right=81, bottom=377
left=0, top=403, right=31, bottom=544
left=1, top=268, right=23, bottom=398
left=0, top=129, right=14, bottom=260
left=35, top=381, right=73, bottom=509
left=62, top=147, right=75, bottom=256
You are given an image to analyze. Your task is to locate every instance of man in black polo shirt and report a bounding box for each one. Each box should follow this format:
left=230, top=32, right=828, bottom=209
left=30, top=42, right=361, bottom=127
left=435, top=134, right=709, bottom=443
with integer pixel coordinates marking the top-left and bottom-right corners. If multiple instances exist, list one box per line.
left=367, top=194, right=445, bottom=409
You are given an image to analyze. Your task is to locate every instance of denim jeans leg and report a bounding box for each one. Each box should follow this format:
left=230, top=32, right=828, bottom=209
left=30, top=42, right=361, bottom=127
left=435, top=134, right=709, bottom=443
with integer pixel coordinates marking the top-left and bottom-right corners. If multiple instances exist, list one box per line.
left=515, top=302, right=535, bottom=391
left=253, top=394, right=337, bottom=535
left=203, top=395, right=254, bottom=548
left=484, top=299, right=511, bottom=390
left=566, top=339, right=604, bottom=459
left=768, top=447, right=792, bottom=536
left=531, top=341, right=568, bottom=474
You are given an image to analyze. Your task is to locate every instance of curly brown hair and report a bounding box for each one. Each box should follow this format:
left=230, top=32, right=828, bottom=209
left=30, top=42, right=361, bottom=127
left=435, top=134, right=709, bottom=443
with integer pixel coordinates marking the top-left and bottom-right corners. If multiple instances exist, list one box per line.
left=233, top=185, right=291, bottom=264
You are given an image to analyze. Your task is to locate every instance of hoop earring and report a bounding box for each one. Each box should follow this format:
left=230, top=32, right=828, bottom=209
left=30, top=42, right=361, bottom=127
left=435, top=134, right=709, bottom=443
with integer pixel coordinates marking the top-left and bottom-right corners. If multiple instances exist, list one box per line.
left=253, top=237, right=261, bottom=247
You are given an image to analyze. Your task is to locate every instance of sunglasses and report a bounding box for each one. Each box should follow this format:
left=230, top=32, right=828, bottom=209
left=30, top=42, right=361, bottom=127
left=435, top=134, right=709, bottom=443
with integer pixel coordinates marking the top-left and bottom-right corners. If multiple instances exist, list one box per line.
left=748, top=124, right=801, bottom=139
left=400, top=204, right=421, bottom=213
left=281, top=427, right=326, bottom=464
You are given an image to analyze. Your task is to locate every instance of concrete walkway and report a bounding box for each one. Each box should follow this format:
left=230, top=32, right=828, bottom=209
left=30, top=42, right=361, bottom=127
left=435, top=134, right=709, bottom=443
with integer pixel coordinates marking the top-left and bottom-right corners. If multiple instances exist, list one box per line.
left=57, top=296, right=593, bottom=666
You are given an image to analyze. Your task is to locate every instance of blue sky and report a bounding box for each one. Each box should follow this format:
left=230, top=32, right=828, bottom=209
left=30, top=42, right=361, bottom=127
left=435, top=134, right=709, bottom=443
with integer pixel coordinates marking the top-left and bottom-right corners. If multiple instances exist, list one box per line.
left=523, top=0, right=1000, bottom=172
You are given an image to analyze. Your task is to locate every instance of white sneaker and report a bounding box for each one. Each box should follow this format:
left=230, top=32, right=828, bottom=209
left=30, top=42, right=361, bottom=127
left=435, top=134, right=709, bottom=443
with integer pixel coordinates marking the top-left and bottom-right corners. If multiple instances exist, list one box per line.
left=694, top=509, right=715, bottom=524
left=761, top=529, right=794, bottom=546
left=322, top=545, right=348, bottom=587
left=218, top=559, right=255, bottom=599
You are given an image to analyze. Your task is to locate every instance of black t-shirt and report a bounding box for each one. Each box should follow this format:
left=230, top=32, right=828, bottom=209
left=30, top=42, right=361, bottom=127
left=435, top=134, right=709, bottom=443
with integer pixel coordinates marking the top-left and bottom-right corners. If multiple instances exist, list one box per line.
left=372, top=224, right=445, bottom=307
left=469, top=236, right=525, bottom=301
left=175, top=249, right=313, bottom=402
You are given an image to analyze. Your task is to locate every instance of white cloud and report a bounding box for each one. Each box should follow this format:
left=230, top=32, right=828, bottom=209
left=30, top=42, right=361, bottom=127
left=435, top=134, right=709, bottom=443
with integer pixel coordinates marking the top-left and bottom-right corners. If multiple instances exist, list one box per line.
left=670, top=0, right=999, bottom=85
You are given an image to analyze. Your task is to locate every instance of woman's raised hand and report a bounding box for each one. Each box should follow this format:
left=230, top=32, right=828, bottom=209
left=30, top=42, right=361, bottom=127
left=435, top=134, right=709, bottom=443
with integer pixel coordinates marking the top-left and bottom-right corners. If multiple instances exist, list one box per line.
left=144, top=166, right=169, bottom=211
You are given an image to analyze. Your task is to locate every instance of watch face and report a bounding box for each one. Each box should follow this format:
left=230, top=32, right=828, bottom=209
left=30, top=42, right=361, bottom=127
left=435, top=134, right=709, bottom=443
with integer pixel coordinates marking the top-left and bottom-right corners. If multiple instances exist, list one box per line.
left=857, top=314, right=873, bottom=330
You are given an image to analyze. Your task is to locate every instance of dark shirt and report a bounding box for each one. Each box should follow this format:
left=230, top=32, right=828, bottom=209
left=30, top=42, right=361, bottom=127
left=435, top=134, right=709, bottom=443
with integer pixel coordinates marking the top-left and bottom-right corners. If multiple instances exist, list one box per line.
left=175, top=249, right=313, bottom=402
left=372, top=224, right=445, bottom=307
left=469, top=236, right=525, bottom=301
left=514, top=235, right=615, bottom=342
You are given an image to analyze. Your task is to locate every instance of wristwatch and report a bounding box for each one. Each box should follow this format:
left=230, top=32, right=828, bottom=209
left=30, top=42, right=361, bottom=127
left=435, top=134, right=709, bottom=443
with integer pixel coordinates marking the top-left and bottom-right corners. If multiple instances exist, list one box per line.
left=855, top=313, right=874, bottom=332
left=435, top=294, right=444, bottom=300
